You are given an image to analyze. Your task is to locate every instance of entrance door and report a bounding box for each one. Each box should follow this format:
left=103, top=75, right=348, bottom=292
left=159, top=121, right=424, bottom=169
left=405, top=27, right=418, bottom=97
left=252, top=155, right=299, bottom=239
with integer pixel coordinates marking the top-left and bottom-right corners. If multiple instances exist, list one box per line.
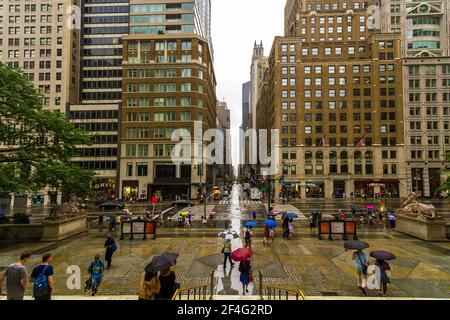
left=14, top=196, right=28, bottom=208
left=333, top=181, right=346, bottom=198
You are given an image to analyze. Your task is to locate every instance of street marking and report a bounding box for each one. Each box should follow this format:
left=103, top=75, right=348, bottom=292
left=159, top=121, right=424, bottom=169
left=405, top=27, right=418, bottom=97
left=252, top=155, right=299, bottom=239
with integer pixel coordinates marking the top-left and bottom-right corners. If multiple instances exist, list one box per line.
left=217, top=200, right=262, bottom=205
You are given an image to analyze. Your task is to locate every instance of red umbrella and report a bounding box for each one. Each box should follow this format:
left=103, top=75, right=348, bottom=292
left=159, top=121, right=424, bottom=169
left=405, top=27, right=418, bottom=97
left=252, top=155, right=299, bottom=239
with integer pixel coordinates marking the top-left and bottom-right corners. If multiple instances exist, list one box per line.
left=231, top=248, right=252, bottom=262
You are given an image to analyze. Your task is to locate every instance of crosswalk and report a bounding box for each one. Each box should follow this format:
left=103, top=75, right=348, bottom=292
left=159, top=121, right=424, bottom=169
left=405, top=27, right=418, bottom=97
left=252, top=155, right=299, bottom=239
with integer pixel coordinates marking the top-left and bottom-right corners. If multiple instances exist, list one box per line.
left=217, top=200, right=263, bottom=205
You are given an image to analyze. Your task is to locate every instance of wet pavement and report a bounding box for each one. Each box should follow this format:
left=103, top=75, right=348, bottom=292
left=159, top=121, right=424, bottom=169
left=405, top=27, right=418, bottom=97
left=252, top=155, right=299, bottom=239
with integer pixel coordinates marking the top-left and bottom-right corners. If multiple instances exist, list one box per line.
left=0, top=184, right=449, bottom=299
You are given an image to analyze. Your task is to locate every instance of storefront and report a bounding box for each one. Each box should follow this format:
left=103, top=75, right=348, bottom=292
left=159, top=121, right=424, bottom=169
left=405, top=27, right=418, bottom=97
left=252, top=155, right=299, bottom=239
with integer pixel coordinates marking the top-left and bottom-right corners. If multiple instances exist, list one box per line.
left=122, top=181, right=139, bottom=201
left=148, top=184, right=190, bottom=201
left=281, top=182, right=301, bottom=200
left=93, top=178, right=116, bottom=202
left=354, top=180, right=400, bottom=199
left=333, top=181, right=346, bottom=198
left=306, top=181, right=325, bottom=198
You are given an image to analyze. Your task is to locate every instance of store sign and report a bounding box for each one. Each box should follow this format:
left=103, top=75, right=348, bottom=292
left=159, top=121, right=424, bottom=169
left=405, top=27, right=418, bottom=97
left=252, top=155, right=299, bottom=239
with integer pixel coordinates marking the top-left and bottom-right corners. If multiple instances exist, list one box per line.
left=94, top=182, right=115, bottom=190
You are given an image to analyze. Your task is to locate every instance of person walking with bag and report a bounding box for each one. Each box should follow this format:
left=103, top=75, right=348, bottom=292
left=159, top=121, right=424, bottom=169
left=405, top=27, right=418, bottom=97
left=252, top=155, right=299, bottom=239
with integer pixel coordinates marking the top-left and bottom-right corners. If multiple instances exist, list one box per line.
left=88, top=254, right=105, bottom=296
left=30, top=253, right=54, bottom=300
left=104, top=235, right=116, bottom=270
left=375, top=259, right=391, bottom=296
left=288, top=218, right=294, bottom=239
left=352, top=249, right=368, bottom=294
left=222, top=239, right=235, bottom=269
left=138, top=271, right=160, bottom=300
left=238, top=259, right=252, bottom=296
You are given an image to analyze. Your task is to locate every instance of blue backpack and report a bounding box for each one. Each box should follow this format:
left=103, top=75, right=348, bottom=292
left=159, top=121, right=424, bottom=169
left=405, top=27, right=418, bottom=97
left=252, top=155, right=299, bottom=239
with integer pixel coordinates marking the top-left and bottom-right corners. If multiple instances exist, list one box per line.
left=33, top=265, right=49, bottom=297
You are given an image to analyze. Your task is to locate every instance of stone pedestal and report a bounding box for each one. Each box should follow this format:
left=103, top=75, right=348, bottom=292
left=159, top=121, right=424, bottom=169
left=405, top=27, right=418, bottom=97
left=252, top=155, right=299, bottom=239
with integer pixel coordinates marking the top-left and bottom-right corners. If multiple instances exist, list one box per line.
left=41, top=215, right=87, bottom=242
left=396, top=212, right=449, bottom=242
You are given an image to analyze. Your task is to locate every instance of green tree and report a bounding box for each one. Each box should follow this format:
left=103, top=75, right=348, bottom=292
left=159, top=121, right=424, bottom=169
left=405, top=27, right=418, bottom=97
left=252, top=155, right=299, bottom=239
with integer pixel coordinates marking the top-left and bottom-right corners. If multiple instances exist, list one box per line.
left=0, top=63, right=95, bottom=197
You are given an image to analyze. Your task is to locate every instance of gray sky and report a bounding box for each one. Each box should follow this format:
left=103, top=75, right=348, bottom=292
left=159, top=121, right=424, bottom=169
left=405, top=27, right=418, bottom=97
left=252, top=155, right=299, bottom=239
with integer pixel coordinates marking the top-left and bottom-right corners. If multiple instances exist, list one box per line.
left=211, top=0, right=284, bottom=172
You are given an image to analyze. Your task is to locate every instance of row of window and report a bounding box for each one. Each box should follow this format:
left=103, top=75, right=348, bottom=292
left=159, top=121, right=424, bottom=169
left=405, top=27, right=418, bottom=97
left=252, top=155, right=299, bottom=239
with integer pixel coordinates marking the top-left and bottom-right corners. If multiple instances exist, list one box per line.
left=126, top=97, right=204, bottom=108
left=281, top=138, right=398, bottom=148
left=127, top=68, right=203, bottom=79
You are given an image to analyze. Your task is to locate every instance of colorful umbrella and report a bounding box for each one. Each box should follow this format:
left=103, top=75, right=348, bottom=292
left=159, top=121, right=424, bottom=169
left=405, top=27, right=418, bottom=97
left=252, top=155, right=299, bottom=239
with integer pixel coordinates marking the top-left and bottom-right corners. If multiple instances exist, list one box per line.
left=370, top=250, right=396, bottom=261
left=218, top=230, right=239, bottom=239
left=231, top=248, right=252, bottom=262
left=145, top=255, right=176, bottom=273
left=243, top=221, right=257, bottom=227
left=265, top=219, right=277, bottom=228
left=179, top=211, right=189, bottom=216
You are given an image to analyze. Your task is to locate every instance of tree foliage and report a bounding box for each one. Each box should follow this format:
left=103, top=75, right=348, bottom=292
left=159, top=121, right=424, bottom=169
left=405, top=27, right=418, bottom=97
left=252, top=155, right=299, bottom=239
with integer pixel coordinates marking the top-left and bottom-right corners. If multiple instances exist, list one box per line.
left=0, top=63, right=95, bottom=197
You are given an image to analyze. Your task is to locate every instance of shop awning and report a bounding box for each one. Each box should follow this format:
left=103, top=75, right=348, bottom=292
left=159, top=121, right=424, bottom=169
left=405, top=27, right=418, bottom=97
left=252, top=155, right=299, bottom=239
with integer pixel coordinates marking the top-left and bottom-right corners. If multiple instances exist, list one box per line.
left=354, top=180, right=400, bottom=184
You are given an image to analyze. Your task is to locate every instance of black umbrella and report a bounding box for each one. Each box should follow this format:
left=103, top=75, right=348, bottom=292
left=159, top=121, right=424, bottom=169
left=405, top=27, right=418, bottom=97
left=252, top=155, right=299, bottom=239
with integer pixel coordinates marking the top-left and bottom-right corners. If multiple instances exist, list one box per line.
left=160, top=252, right=179, bottom=266
left=370, top=250, right=396, bottom=261
left=344, top=240, right=370, bottom=251
left=145, top=255, right=176, bottom=273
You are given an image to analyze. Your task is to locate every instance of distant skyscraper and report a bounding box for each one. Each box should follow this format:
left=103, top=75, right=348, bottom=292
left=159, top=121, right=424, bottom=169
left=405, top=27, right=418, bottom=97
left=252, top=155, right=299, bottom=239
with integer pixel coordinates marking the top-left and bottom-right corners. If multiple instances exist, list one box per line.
left=241, top=81, right=250, bottom=131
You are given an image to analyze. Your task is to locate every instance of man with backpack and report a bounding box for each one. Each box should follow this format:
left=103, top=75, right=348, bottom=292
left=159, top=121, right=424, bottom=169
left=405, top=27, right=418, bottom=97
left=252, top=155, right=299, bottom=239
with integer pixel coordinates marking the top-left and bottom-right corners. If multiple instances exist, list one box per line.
left=30, top=253, right=54, bottom=300
left=0, top=251, right=32, bottom=300
left=244, top=227, right=253, bottom=249
left=87, top=254, right=105, bottom=296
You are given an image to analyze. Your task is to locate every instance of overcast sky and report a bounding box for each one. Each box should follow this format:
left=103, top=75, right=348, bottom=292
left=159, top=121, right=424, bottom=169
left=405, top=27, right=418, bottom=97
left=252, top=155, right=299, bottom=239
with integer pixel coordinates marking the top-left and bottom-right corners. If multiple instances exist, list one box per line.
left=211, top=0, right=285, bottom=171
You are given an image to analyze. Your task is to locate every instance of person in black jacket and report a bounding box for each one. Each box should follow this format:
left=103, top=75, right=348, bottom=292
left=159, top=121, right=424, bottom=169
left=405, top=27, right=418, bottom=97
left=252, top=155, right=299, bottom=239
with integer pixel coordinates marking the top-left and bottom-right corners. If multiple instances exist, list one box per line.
left=104, top=235, right=116, bottom=270
left=157, top=267, right=179, bottom=300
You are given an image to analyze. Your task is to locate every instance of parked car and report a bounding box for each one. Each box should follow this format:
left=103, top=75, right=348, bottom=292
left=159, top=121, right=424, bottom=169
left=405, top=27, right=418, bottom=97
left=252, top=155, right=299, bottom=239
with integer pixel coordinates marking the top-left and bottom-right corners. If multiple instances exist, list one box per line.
left=99, top=201, right=125, bottom=210
left=171, top=200, right=194, bottom=208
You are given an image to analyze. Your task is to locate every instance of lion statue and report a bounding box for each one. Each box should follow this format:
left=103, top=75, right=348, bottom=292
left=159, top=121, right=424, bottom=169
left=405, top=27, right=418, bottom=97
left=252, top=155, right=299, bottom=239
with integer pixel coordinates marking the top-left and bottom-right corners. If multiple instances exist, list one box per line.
left=401, top=192, right=438, bottom=219
left=48, top=195, right=81, bottom=221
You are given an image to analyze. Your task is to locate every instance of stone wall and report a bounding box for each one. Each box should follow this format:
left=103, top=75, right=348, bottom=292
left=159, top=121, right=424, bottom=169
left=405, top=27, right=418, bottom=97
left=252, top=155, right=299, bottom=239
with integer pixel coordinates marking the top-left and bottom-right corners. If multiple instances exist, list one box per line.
left=0, top=224, right=43, bottom=240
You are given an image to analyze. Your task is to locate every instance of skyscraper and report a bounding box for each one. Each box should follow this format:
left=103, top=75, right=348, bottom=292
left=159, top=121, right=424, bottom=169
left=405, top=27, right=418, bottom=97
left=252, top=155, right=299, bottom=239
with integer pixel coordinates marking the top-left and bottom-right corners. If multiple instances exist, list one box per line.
left=0, top=0, right=81, bottom=207
left=256, top=0, right=406, bottom=200
left=380, top=0, right=450, bottom=197
left=119, top=0, right=217, bottom=200
left=70, top=0, right=130, bottom=200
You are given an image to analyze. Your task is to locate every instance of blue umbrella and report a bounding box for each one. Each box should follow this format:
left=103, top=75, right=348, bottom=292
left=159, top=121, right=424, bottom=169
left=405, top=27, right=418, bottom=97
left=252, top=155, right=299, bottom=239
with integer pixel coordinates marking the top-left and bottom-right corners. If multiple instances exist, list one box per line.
left=287, top=212, right=298, bottom=219
left=243, top=221, right=257, bottom=227
left=264, top=220, right=277, bottom=228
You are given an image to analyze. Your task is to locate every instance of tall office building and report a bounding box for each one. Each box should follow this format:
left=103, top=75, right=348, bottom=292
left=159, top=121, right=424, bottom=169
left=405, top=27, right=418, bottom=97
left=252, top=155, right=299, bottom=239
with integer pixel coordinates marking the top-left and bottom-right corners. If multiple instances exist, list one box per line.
left=380, top=0, right=450, bottom=197
left=256, top=0, right=406, bottom=200
left=241, top=81, right=250, bottom=132
left=119, top=0, right=217, bottom=201
left=0, top=0, right=81, bottom=208
left=70, top=0, right=130, bottom=200
left=217, top=100, right=231, bottom=183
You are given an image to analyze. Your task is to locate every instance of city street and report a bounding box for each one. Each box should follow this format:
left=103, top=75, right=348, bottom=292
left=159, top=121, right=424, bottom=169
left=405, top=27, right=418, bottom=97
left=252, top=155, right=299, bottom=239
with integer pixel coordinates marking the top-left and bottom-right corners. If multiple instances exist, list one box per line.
left=1, top=184, right=449, bottom=299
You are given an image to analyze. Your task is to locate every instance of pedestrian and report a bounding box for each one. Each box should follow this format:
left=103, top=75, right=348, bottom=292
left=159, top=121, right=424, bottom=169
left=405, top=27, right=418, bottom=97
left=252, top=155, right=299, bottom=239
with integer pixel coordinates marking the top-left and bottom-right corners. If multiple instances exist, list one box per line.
left=252, top=211, right=257, bottom=221
left=201, top=216, right=208, bottom=228
left=98, top=215, right=104, bottom=232
left=104, top=235, right=116, bottom=270
left=238, top=259, right=252, bottom=296
left=263, top=225, right=270, bottom=246
left=375, top=259, right=391, bottom=296
left=222, top=239, right=235, bottom=269
left=288, top=218, right=294, bottom=239
left=309, top=213, right=317, bottom=231
left=178, top=215, right=184, bottom=228
left=115, top=213, right=121, bottom=227
left=108, top=215, right=116, bottom=232
left=282, top=214, right=290, bottom=238
left=339, top=210, right=346, bottom=221
left=184, top=216, right=191, bottom=229
left=30, top=253, right=54, bottom=300
left=269, top=228, right=275, bottom=243
left=88, top=254, right=105, bottom=296
left=0, top=251, right=32, bottom=300
left=244, top=227, right=253, bottom=249
left=157, top=267, right=179, bottom=300
left=352, top=249, right=368, bottom=295
left=388, top=214, right=396, bottom=228
left=138, top=271, right=160, bottom=300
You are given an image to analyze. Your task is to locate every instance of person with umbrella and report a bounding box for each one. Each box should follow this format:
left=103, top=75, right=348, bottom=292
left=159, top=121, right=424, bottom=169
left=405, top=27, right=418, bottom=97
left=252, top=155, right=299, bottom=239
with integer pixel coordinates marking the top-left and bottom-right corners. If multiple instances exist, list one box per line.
left=138, top=270, right=160, bottom=300
left=231, top=248, right=253, bottom=296
left=145, top=253, right=179, bottom=300
left=371, top=251, right=395, bottom=296
left=221, top=238, right=235, bottom=269
left=263, top=224, right=270, bottom=246
left=346, top=240, right=370, bottom=294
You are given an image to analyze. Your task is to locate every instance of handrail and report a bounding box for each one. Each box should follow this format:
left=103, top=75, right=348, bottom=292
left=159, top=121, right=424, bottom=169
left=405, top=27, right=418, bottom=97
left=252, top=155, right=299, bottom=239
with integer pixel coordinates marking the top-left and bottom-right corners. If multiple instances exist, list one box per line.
left=264, top=285, right=306, bottom=300
left=171, top=270, right=215, bottom=300
left=171, top=285, right=209, bottom=300
left=259, top=270, right=306, bottom=300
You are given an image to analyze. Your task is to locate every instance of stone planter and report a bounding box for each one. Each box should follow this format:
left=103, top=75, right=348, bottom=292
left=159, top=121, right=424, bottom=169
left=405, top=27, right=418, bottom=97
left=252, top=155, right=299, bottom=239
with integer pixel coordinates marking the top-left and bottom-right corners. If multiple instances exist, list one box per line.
left=0, top=224, right=43, bottom=240
left=396, top=213, right=449, bottom=242
left=41, top=215, right=87, bottom=242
